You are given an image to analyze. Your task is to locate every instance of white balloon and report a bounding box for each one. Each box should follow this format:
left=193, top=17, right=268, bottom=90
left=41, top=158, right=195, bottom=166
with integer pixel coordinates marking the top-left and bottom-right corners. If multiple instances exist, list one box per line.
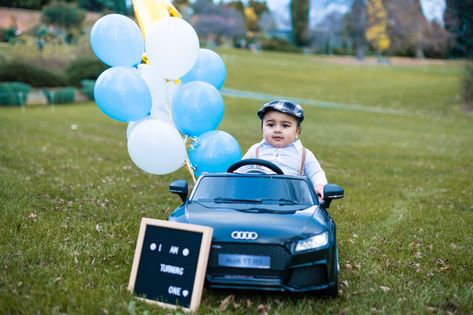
left=127, top=119, right=186, bottom=175
left=137, top=64, right=171, bottom=122
left=145, top=17, right=199, bottom=80
left=127, top=116, right=151, bottom=138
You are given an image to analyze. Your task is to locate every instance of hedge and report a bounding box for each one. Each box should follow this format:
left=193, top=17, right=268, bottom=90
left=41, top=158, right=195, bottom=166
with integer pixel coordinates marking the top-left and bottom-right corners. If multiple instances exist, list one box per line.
left=66, top=58, right=108, bottom=87
left=0, top=82, right=31, bottom=106
left=0, top=62, right=67, bottom=87
left=43, top=87, right=75, bottom=104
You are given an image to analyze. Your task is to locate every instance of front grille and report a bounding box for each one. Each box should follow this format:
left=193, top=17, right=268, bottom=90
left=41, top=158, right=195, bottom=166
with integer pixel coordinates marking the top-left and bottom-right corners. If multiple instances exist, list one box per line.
left=288, top=265, right=326, bottom=288
left=207, top=242, right=291, bottom=278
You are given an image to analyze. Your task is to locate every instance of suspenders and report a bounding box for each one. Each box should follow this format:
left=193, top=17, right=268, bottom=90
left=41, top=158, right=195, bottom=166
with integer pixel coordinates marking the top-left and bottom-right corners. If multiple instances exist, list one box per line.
left=255, top=145, right=307, bottom=176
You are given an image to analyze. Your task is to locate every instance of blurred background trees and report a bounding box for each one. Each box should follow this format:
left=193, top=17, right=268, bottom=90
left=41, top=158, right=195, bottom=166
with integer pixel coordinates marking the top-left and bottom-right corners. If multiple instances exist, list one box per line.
left=0, top=0, right=467, bottom=60
left=1, top=0, right=473, bottom=109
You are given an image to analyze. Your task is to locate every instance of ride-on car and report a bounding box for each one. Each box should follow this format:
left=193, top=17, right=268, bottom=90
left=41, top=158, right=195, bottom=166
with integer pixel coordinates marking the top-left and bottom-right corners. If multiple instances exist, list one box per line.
left=167, top=159, right=344, bottom=296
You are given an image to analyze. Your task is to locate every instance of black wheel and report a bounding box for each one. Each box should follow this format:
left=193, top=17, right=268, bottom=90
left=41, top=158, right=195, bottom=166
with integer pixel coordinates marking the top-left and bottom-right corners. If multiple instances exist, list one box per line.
left=226, top=158, right=284, bottom=175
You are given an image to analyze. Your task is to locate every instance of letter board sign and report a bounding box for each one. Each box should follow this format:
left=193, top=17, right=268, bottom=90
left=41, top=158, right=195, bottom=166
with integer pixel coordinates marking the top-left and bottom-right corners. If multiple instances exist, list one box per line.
left=128, top=218, right=213, bottom=312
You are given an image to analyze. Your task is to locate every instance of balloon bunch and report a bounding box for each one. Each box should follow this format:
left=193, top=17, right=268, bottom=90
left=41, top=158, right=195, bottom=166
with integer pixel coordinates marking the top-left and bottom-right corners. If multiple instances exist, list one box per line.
left=90, top=0, right=242, bottom=180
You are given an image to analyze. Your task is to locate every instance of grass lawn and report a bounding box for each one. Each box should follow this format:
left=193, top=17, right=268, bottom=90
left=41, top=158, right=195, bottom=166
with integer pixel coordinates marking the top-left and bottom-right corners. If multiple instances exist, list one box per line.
left=1, top=48, right=472, bottom=314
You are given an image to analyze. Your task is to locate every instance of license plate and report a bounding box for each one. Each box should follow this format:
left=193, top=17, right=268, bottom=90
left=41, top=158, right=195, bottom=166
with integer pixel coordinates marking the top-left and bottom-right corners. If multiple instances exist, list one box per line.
left=218, top=254, right=271, bottom=269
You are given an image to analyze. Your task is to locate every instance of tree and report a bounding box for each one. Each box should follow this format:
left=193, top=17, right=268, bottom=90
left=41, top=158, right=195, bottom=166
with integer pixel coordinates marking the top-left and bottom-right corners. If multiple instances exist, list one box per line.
left=0, top=0, right=50, bottom=10
left=444, top=0, right=473, bottom=111
left=42, top=1, right=86, bottom=42
left=346, top=0, right=368, bottom=60
left=191, top=0, right=245, bottom=43
left=78, top=0, right=129, bottom=14
left=444, top=0, right=473, bottom=59
left=291, top=0, right=310, bottom=47
left=365, top=0, right=390, bottom=56
left=248, top=0, right=269, bottom=19
left=172, top=0, right=190, bottom=11
left=383, top=0, right=429, bottom=58
left=244, top=7, right=259, bottom=32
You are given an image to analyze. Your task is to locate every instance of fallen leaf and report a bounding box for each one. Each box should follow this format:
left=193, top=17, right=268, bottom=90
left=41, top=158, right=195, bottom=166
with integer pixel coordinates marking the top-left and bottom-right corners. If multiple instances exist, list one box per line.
left=385, top=259, right=392, bottom=269
left=345, top=263, right=353, bottom=271
left=380, top=285, right=391, bottom=293
left=415, top=251, right=422, bottom=259
left=338, top=308, right=350, bottom=315
left=96, top=224, right=102, bottom=232
left=245, top=299, right=253, bottom=308
left=370, top=307, right=383, bottom=314
left=257, top=304, right=271, bottom=315
left=232, top=302, right=241, bottom=310
left=218, top=295, right=234, bottom=311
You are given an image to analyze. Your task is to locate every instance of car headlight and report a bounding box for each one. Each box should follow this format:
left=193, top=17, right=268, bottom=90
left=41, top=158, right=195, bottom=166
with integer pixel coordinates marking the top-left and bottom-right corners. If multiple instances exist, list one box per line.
left=295, top=231, right=328, bottom=252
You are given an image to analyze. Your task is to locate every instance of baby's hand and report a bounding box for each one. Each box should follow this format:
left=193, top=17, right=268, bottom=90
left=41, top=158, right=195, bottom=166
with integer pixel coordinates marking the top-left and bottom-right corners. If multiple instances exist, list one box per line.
left=314, top=184, right=324, bottom=201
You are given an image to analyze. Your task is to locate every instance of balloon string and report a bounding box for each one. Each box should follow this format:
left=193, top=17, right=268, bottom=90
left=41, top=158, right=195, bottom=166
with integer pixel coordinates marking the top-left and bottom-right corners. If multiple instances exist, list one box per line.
left=183, top=136, right=196, bottom=184
left=164, top=79, right=177, bottom=122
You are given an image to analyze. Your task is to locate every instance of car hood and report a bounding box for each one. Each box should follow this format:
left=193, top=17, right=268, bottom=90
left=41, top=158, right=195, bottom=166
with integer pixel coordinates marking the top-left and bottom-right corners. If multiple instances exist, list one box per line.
left=177, top=202, right=328, bottom=243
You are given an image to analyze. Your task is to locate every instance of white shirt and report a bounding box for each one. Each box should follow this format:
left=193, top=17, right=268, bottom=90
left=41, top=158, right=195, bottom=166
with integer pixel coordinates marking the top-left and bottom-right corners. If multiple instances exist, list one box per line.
left=241, top=139, right=328, bottom=186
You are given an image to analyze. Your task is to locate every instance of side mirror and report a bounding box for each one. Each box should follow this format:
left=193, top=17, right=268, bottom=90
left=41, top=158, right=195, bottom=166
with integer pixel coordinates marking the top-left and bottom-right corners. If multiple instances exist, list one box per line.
left=169, top=180, right=188, bottom=202
left=321, top=184, right=344, bottom=208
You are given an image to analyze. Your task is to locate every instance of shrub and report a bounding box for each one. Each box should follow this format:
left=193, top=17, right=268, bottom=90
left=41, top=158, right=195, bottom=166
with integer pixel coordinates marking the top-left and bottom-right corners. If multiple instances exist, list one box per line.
left=463, top=61, right=473, bottom=112
left=0, top=82, right=31, bottom=106
left=43, top=87, right=75, bottom=104
left=80, top=80, right=95, bottom=100
left=66, top=58, right=108, bottom=87
left=0, top=62, right=67, bottom=87
left=260, top=38, right=301, bottom=53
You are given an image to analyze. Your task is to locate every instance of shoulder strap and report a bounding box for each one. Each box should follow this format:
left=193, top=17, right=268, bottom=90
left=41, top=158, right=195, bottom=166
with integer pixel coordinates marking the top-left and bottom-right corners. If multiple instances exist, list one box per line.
left=298, top=147, right=306, bottom=176
left=255, top=145, right=260, bottom=159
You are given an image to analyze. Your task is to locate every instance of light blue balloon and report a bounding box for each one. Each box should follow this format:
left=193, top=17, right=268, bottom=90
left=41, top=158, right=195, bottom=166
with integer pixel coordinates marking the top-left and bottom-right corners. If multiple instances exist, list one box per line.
left=188, top=130, right=242, bottom=177
left=181, top=49, right=226, bottom=90
left=90, top=14, right=144, bottom=67
left=94, top=66, right=152, bottom=122
left=172, top=81, right=224, bottom=137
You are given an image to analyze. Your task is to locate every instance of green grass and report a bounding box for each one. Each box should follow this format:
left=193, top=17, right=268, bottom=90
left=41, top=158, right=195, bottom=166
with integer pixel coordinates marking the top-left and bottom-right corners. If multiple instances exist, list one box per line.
left=1, top=48, right=473, bottom=314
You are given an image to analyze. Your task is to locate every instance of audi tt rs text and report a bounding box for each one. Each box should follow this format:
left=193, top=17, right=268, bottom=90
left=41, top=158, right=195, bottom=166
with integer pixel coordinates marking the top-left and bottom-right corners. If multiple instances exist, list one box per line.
left=167, top=159, right=344, bottom=296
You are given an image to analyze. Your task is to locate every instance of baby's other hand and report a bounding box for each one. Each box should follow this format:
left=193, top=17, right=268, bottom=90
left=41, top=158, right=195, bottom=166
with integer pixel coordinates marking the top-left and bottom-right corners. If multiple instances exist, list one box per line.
left=314, top=184, right=324, bottom=202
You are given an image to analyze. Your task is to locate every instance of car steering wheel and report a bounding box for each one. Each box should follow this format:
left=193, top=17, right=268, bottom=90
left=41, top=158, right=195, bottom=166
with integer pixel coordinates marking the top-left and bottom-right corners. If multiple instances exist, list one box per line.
left=227, top=158, right=284, bottom=175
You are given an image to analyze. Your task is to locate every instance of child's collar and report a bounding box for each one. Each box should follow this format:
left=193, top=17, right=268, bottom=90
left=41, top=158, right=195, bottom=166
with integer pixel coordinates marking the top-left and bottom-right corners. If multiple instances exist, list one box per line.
left=259, top=139, right=304, bottom=153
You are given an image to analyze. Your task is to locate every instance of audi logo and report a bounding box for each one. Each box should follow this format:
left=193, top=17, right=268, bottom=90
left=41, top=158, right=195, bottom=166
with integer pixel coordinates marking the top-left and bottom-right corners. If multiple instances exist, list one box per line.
left=231, top=231, right=258, bottom=240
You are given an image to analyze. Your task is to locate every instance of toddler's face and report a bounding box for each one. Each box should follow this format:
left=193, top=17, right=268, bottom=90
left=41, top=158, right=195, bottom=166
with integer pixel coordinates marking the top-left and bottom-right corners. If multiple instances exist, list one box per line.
left=262, top=110, right=300, bottom=148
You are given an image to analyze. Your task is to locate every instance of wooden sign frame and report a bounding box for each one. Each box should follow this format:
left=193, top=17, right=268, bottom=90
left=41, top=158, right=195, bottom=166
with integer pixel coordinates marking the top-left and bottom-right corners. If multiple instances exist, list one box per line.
left=128, top=218, right=213, bottom=313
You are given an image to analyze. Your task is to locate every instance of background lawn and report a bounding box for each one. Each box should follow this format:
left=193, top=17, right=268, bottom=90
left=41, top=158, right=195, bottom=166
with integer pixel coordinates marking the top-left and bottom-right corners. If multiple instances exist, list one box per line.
left=1, top=49, right=472, bottom=314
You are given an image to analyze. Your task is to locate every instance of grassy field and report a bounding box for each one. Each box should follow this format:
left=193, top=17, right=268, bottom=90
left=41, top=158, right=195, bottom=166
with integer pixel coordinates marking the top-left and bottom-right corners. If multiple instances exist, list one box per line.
left=1, top=48, right=472, bottom=314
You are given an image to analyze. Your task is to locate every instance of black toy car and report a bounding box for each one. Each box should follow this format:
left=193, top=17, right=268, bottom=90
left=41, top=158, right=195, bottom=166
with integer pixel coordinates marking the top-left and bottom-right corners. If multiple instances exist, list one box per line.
left=168, top=159, right=344, bottom=296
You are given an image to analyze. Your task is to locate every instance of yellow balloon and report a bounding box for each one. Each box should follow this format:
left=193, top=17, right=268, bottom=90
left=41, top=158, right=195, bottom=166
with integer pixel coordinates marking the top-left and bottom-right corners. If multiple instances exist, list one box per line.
left=132, top=0, right=181, bottom=38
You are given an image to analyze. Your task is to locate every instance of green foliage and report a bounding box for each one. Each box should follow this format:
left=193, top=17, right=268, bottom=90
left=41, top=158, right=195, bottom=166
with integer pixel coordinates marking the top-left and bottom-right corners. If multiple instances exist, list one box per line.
left=43, top=87, right=75, bottom=104
left=42, top=1, right=86, bottom=33
left=0, top=61, right=67, bottom=87
left=462, top=61, right=473, bottom=111
left=66, top=58, right=108, bottom=87
left=78, top=0, right=130, bottom=14
left=444, top=0, right=473, bottom=58
left=290, top=0, right=310, bottom=46
left=0, top=0, right=49, bottom=10
left=80, top=79, right=95, bottom=100
left=1, top=27, right=18, bottom=43
left=260, top=37, right=301, bottom=53
left=0, top=82, right=30, bottom=106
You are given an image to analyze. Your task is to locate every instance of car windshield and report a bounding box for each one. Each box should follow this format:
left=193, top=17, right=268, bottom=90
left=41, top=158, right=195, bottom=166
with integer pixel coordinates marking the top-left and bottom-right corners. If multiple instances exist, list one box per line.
left=191, top=175, right=315, bottom=211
